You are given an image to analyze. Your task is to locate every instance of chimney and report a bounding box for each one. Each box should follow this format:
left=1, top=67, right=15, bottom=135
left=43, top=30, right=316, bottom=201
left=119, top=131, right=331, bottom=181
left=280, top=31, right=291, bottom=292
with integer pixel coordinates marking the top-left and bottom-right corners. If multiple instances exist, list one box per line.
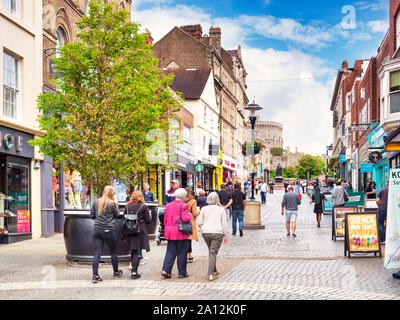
left=145, top=28, right=153, bottom=45
left=180, top=24, right=203, bottom=40
left=209, top=26, right=221, bottom=54
left=341, top=60, right=348, bottom=69
left=354, top=60, right=364, bottom=75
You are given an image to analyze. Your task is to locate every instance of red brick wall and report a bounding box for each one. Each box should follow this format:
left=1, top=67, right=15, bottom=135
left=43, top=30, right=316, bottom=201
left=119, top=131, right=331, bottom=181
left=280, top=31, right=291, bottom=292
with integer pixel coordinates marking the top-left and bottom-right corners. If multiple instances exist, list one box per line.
left=390, top=0, right=400, bottom=58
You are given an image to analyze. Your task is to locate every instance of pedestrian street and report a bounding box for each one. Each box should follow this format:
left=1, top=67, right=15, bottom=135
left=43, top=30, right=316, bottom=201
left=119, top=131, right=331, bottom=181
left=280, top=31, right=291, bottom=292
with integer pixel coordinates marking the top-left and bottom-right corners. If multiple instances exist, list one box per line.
left=0, top=190, right=398, bottom=300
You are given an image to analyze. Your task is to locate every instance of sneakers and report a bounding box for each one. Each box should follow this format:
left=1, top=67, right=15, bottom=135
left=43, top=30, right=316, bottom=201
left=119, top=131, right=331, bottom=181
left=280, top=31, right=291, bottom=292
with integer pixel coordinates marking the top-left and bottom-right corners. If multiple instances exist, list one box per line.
left=140, top=257, right=149, bottom=266
left=131, top=273, right=141, bottom=280
left=393, top=271, right=400, bottom=279
left=213, top=271, right=220, bottom=276
left=161, top=272, right=172, bottom=279
left=287, top=234, right=291, bottom=237
left=113, top=270, right=123, bottom=278
left=208, top=275, right=216, bottom=281
left=178, top=274, right=189, bottom=278
left=92, top=275, right=103, bottom=283
left=292, top=234, right=297, bottom=238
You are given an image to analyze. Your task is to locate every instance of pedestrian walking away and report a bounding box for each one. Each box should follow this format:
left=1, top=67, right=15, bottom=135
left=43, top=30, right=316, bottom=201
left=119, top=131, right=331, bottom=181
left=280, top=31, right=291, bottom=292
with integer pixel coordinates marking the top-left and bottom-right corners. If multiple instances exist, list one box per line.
left=376, top=183, right=389, bottom=244
left=161, top=188, right=192, bottom=279
left=197, top=192, right=230, bottom=281
left=312, top=182, right=326, bottom=228
left=281, top=185, right=301, bottom=237
left=231, top=183, right=247, bottom=237
left=217, top=184, right=233, bottom=220
left=122, top=191, right=151, bottom=280
left=260, top=180, right=268, bottom=205
left=196, top=189, right=208, bottom=209
left=184, top=187, right=200, bottom=263
left=89, top=186, right=123, bottom=283
left=331, top=181, right=348, bottom=208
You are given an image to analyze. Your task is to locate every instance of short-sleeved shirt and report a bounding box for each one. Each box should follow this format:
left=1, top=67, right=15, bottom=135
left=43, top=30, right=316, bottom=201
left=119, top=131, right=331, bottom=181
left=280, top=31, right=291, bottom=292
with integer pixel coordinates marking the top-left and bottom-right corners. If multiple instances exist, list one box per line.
left=217, top=190, right=232, bottom=207
left=231, top=190, right=246, bottom=211
left=377, top=188, right=389, bottom=212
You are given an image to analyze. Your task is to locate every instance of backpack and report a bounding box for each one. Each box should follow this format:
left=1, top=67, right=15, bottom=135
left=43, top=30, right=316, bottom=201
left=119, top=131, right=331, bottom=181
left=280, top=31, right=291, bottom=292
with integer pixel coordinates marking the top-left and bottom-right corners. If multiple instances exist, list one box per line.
left=122, top=204, right=144, bottom=236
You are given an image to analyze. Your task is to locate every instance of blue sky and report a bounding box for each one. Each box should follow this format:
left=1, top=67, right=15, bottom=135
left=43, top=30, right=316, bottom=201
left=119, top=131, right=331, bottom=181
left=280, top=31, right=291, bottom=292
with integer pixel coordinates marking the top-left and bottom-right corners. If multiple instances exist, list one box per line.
left=131, top=0, right=390, bottom=155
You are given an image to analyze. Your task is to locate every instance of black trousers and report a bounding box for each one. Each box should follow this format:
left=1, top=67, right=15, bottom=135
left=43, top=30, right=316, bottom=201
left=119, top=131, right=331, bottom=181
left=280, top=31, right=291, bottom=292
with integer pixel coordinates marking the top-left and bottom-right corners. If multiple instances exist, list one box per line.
left=187, top=239, right=192, bottom=254
left=92, top=228, right=118, bottom=276
left=131, top=249, right=141, bottom=273
left=162, top=240, right=188, bottom=276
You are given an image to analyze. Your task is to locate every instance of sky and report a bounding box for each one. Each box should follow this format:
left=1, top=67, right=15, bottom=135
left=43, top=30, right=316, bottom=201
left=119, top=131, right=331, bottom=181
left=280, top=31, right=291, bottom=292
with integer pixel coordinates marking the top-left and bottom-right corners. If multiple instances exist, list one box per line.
left=130, top=0, right=389, bottom=156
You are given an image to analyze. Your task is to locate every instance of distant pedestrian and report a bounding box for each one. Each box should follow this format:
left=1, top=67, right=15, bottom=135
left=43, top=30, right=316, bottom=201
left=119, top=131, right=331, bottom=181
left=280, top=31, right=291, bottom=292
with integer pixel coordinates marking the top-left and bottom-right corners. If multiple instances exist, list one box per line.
left=197, top=192, right=230, bottom=281
left=342, top=180, right=351, bottom=190
left=281, top=186, right=301, bottom=237
left=331, top=181, right=348, bottom=208
left=195, top=183, right=202, bottom=197
left=366, top=181, right=378, bottom=199
left=90, top=186, right=123, bottom=283
left=196, top=189, right=208, bottom=209
left=125, top=188, right=130, bottom=202
left=217, top=184, right=233, bottom=220
left=284, top=181, right=288, bottom=193
left=142, top=184, right=155, bottom=202
left=184, top=187, right=200, bottom=263
left=306, top=182, right=313, bottom=200
left=260, top=180, right=268, bottom=204
left=312, top=182, right=326, bottom=228
left=122, top=191, right=151, bottom=280
left=161, top=188, right=192, bottom=279
left=231, top=183, right=247, bottom=237
left=165, top=180, right=178, bottom=204
left=226, top=181, right=234, bottom=193
left=255, top=181, right=259, bottom=195
left=269, top=181, right=274, bottom=194
left=376, top=182, right=389, bottom=244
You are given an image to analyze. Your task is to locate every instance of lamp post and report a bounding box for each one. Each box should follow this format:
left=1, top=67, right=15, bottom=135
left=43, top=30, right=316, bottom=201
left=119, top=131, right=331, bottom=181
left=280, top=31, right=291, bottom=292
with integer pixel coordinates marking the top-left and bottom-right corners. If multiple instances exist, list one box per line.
left=326, top=144, right=333, bottom=177
left=244, top=100, right=265, bottom=230
left=245, top=100, right=263, bottom=201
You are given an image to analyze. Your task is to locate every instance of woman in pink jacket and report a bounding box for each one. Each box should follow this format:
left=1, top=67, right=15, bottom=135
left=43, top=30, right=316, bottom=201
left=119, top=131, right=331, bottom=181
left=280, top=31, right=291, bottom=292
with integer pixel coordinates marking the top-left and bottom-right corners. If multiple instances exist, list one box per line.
left=161, top=188, right=192, bottom=279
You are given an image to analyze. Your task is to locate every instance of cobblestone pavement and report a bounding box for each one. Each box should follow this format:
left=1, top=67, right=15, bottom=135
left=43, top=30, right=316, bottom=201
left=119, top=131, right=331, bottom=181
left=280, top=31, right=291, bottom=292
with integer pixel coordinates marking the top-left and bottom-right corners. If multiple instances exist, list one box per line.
left=0, top=191, right=399, bottom=300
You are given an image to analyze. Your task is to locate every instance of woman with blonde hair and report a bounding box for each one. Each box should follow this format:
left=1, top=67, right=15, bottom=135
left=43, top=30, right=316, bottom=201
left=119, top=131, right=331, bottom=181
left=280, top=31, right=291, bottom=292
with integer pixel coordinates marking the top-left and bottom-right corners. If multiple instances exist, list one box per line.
left=89, top=186, right=123, bottom=283
left=184, top=187, right=200, bottom=263
left=122, top=191, right=151, bottom=279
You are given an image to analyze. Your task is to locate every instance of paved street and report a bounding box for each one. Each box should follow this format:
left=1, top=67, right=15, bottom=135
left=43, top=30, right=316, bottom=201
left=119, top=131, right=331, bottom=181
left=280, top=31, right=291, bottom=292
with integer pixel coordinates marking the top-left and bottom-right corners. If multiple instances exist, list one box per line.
left=0, top=190, right=399, bottom=300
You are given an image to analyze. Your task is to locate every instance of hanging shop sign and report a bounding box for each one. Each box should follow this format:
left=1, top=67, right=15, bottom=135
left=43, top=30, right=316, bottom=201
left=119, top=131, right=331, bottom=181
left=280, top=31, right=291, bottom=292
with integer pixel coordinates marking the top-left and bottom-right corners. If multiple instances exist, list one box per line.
left=0, top=126, right=34, bottom=158
left=368, top=124, right=388, bottom=149
left=345, top=192, right=365, bottom=207
left=360, top=163, right=373, bottom=173
left=369, top=151, right=383, bottom=164
left=332, top=206, right=358, bottom=241
left=339, top=154, right=347, bottom=163
left=345, top=212, right=381, bottom=258
left=384, top=169, right=400, bottom=269
left=195, top=163, right=204, bottom=172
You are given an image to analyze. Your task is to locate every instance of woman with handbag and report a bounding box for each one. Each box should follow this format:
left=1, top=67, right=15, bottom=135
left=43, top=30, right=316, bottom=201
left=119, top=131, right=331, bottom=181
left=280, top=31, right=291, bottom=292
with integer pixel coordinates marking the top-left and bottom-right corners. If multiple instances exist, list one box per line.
left=161, top=188, right=192, bottom=279
left=122, top=191, right=151, bottom=280
left=184, top=187, right=200, bottom=263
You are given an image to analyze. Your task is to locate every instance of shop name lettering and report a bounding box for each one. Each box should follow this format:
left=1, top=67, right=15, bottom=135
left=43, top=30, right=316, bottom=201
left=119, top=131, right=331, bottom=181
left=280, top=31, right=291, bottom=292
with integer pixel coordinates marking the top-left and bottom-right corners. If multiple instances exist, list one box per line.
left=0, top=133, right=23, bottom=152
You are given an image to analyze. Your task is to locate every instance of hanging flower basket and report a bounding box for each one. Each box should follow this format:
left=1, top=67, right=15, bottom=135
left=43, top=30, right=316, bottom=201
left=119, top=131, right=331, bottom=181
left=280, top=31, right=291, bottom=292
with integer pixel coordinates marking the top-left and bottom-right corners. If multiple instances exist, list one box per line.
left=242, top=140, right=266, bottom=156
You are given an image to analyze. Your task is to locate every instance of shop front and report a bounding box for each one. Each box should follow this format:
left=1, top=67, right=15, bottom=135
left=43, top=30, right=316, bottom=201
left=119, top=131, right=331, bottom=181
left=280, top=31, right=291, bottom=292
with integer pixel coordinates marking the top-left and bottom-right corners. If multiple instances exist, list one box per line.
left=222, top=154, right=238, bottom=183
left=368, top=124, right=389, bottom=191
left=357, top=140, right=371, bottom=192
left=0, top=126, right=40, bottom=244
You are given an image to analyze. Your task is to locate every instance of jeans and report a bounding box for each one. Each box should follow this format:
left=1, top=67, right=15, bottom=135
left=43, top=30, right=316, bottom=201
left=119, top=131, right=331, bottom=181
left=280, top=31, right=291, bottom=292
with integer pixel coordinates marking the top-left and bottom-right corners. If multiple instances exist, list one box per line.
left=378, top=210, right=387, bottom=242
left=162, top=240, right=188, bottom=276
left=92, top=228, right=118, bottom=276
left=202, top=233, right=224, bottom=276
left=187, top=239, right=192, bottom=254
left=260, top=192, right=266, bottom=204
left=232, top=210, right=244, bottom=235
left=131, top=249, right=141, bottom=273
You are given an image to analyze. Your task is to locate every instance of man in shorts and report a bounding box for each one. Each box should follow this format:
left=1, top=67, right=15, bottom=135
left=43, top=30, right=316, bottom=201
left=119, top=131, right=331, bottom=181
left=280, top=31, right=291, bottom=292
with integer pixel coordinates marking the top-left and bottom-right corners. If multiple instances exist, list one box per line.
left=281, top=186, right=301, bottom=237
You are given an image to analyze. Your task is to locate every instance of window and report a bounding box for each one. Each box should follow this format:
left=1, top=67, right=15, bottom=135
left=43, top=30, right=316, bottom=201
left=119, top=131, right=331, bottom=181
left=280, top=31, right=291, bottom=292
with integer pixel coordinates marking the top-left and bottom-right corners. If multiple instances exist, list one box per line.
left=2, top=0, right=18, bottom=15
left=360, top=88, right=365, bottom=99
left=389, top=70, right=400, bottom=114
left=397, top=13, right=400, bottom=51
left=84, top=0, right=89, bottom=15
left=346, top=93, right=351, bottom=112
left=3, top=52, right=19, bottom=119
left=182, top=125, right=191, bottom=143
left=203, top=104, right=207, bottom=123
left=56, top=27, right=67, bottom=58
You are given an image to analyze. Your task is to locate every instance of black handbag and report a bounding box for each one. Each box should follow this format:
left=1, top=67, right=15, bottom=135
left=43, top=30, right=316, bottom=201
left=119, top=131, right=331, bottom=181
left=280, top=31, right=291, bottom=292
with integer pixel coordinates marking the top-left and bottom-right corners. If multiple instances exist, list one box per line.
left=178, top=203, right=193, bottom=235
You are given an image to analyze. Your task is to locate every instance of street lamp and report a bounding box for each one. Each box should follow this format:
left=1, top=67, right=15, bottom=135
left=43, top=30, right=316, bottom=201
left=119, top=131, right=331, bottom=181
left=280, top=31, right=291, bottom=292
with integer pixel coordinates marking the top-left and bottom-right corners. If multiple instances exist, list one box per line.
left=245, top=100, right=263, bottom=201
left=326, top=144, right=333, bottom=176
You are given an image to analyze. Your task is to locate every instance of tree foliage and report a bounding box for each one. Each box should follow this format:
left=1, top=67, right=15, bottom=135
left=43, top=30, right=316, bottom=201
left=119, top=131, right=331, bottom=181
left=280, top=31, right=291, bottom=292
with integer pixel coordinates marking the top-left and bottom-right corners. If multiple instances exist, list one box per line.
left=295, top=154, right=324, bottom=179
left=270, top=147, right=284, bottom=157
left=31, top=0, right=183, bottom=194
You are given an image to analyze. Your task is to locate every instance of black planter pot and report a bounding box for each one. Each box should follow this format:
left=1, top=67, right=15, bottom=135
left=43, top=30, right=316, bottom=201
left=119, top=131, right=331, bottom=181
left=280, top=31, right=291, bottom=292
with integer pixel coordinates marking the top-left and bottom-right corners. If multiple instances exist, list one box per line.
left=63, top=202, right=159, bottom=263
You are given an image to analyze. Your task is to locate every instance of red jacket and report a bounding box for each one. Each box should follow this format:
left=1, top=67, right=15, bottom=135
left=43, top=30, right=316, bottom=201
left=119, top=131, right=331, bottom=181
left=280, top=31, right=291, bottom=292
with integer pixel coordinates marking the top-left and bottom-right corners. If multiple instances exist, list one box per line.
left=164, top=200, right=192, bottom=240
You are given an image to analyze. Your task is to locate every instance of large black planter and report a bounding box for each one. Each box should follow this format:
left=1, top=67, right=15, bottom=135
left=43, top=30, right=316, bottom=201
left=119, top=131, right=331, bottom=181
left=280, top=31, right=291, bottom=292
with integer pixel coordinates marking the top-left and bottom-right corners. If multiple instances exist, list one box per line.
left=63, top=202, right=159, bottom=263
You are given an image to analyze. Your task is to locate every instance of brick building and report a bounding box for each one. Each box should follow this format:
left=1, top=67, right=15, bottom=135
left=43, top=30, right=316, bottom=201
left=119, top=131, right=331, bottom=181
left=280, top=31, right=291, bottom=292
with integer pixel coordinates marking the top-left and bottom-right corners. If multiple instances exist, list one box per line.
left=152, top=24, right=249, bottom=187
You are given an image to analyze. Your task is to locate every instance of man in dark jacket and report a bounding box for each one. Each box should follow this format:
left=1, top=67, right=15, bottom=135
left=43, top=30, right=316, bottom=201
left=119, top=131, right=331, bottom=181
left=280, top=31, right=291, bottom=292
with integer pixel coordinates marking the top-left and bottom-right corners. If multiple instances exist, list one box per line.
left=217, top=184, right=233, bottom=220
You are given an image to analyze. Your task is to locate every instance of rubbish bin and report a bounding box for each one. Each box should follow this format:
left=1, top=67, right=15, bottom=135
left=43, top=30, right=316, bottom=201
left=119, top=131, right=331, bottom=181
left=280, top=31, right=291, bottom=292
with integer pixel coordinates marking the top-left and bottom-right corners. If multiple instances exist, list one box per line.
left=145, top=202, right=159, bottom=239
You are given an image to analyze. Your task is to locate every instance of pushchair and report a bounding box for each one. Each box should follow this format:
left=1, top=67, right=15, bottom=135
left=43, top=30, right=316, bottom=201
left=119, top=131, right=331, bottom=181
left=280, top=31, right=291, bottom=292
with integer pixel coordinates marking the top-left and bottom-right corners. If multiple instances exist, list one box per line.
left=156, top=208, right=166, bottom=246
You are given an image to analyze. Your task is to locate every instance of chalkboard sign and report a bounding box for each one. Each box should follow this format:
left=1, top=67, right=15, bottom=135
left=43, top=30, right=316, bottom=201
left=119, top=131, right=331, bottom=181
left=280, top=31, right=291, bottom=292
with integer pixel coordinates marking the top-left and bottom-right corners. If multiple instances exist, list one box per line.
left=344, top=212, right=382, bottom=258
left=332, top=206, right=358, bottom=241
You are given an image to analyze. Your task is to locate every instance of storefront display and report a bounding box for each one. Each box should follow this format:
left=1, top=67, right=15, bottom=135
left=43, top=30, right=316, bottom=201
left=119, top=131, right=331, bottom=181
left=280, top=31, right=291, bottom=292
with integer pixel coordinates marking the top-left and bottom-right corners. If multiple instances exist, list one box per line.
left=64, top=169, right=91, bottom=209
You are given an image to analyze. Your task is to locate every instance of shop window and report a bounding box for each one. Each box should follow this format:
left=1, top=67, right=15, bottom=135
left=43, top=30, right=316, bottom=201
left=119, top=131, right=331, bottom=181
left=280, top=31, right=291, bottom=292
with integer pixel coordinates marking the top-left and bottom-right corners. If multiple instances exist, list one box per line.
left=3, top=52, right=19, bottom=119
left=390, top=70, right=400, bottom=114
left=2, top=0, right=18, bottom=15
left=64, top=169, right=91, bottom=209
left=52, top=164, right=60, bottom=209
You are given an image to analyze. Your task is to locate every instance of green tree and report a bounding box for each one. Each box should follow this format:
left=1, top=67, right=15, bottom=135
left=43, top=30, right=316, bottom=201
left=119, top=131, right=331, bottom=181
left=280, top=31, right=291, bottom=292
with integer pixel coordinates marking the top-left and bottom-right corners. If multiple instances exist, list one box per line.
left=284, top=166, right=296, bottom=178
left=31, top=0, right=183, bottom=194
left=295, top=154, right=324, bottom=179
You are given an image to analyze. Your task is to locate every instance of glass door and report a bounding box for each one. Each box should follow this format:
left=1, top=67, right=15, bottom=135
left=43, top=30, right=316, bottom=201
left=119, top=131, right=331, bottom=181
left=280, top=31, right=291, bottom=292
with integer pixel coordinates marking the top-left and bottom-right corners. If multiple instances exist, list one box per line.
left=6, top=160, right=30, bottom=234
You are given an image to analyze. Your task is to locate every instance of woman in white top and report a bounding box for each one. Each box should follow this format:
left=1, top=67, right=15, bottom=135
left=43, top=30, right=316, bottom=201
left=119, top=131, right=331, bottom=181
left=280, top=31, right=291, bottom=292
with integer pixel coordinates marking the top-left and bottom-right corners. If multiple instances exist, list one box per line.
left=197, top=192, right=230, bottom=281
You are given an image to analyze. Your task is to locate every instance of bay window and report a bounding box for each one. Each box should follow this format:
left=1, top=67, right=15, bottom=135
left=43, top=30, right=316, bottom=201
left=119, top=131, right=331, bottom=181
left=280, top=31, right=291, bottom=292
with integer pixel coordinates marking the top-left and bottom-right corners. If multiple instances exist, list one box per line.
left=389, top=70, right=400, bottom=114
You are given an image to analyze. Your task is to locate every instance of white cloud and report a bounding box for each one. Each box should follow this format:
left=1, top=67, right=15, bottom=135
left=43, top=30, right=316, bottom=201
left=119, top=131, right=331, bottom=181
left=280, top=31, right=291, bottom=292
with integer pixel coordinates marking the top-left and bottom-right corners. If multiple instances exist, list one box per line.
left=367, top=20, right=389, bottom=33
left=353, top=0, right=388, bottom=12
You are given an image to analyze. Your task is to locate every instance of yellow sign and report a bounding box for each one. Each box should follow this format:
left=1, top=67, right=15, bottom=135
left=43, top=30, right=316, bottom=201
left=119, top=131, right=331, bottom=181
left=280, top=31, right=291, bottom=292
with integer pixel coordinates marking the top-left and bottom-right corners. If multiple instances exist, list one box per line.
left=347, top=213, right=379, bottom=252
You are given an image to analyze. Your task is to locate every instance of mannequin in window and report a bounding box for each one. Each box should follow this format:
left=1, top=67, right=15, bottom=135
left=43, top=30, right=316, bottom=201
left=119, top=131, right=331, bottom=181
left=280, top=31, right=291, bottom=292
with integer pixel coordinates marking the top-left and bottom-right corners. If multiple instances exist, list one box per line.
left=71, top=169, right=83, bottom=209
left=65, top=169, right=75, bottom=208
left=52, top=167, right=59, bottom=209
